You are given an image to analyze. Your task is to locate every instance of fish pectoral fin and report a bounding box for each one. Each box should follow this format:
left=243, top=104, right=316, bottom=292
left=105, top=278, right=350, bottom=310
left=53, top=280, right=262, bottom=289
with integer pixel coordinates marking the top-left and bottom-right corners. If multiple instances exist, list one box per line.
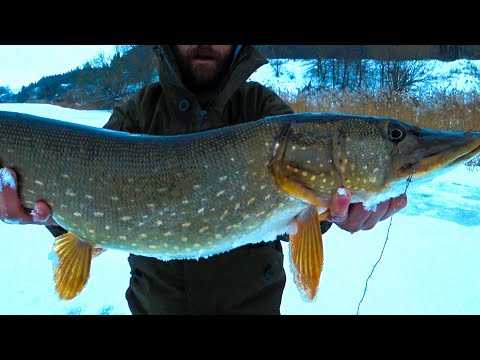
left=268, top=129, right=331, bottom=209
left=269, top=161, right=330, bottom=209
left=51, top=232, right=94, bottom=300
left=289, top=207, right=325, bottom=302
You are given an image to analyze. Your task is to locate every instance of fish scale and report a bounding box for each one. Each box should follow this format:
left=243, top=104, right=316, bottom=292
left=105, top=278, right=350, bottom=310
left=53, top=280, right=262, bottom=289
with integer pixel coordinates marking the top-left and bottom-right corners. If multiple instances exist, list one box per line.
left=0, top=111, right=302, bottom=259
left=1, top=110, right=479, bottom=300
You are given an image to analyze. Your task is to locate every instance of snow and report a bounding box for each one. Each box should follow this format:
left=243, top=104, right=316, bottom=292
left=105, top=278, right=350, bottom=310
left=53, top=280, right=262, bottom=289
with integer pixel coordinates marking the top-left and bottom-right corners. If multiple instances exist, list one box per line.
left=0, top=56, right=479, bottom=315
left=0, top=167, right=16, bottom=190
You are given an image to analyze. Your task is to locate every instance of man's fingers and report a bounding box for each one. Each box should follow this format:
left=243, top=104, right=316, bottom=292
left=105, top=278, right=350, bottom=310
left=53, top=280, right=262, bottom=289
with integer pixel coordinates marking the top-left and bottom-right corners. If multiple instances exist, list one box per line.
left=336, top=202, right=371, bottom=233
left=361, top=201, right=390, bottom=230
left=0, top=167, right=58, bottom=226
left=328, top=187, right=351, bottom=223
left=327, top=186, right=408, bottom=234
left=31, top=201, right=54, bottom=224
left=379, top=194, right=408, bottom=221
left=0, top=168, right=34, bottom=224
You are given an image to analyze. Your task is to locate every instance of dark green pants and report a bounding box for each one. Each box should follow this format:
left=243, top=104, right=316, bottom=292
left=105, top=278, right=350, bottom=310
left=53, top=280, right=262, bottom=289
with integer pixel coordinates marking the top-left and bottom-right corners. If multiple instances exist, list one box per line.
left=125, top=240, right=286, bottom=315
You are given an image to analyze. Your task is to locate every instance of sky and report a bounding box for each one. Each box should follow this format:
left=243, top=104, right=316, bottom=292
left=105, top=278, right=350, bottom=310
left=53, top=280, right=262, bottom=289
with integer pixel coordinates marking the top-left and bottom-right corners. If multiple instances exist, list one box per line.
left=0, top=53, right=480, bottom=315
left=0, top=45, right=117, bottom=92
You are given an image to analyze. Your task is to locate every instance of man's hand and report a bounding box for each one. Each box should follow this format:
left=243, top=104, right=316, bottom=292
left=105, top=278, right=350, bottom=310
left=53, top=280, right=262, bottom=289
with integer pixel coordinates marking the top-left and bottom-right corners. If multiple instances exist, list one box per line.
left=0, top=167, right=58, bottom=226
left=328, top=187, right=407, bottom=233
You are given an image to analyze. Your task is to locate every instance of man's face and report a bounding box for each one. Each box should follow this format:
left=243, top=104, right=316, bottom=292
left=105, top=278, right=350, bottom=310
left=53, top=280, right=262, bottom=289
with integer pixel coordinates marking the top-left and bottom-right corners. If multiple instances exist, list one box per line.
left=173, top=45, right=234, bottom=91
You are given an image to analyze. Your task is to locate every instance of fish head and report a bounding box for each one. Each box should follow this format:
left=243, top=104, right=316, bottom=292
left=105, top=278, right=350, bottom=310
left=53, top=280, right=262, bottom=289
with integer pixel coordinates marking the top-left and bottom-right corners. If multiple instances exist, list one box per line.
left=269, top=113, right=480, bottom=209
left=340, top=117, right=480, bottom=206
left=382, top=119, right=480, bottom=178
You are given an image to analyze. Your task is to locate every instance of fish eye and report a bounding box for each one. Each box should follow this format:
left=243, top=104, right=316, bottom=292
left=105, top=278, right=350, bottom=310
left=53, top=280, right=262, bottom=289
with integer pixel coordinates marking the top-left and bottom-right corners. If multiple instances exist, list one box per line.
left=388, top=122, right=406, bottom=143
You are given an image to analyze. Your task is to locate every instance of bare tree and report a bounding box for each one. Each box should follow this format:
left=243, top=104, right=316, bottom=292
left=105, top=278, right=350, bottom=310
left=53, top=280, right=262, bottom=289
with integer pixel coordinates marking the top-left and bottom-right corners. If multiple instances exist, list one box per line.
left=0, top=86, right=14, bottom=103
left=123, top=45, right=157, bottom=87
left=381, top=60, right=431, bottom=94
left=74, top=51, right=127, bottom=108
left=74, top=46, right=157, bottom=108
left=270, top=59, right=287, bottom=77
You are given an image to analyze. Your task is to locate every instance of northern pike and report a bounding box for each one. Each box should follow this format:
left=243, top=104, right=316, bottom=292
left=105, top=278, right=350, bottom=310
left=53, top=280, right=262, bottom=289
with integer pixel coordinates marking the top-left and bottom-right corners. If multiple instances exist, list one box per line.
left=1, top=111, right=479, bottom=301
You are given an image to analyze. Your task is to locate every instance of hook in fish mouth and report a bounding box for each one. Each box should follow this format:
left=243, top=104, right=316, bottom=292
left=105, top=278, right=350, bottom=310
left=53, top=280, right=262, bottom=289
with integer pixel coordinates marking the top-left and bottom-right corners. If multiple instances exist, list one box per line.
left=400, top=162, right=415, bottom=172
left=399, top=161, right=418, bottom=178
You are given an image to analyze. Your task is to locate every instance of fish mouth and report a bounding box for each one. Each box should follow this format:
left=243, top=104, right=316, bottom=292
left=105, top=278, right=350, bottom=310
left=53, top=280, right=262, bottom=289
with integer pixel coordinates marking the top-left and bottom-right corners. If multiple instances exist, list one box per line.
left=399, top=131, right=480, bottom=177
left=451, top=143, right=480, bottom=165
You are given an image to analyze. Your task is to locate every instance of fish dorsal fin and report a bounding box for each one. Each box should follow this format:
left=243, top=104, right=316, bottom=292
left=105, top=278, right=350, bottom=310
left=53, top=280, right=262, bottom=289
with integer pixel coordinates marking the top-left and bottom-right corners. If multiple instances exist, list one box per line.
left=289, top=208, right=328, bottom=301
left=52, top=232, right=95, bottom=300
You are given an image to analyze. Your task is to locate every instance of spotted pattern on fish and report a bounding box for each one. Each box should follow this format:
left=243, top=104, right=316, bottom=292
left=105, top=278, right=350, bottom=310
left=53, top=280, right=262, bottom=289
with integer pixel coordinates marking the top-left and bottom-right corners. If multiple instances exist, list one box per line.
left=1, top=111, right=480, bottom=263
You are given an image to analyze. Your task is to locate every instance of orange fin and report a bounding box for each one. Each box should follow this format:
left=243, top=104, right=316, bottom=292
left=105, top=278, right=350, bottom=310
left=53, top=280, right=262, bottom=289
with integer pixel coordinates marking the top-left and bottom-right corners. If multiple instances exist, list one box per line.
left=51, top=232, right=95, bottom=300
left=289, top=207, right=325, bottom=301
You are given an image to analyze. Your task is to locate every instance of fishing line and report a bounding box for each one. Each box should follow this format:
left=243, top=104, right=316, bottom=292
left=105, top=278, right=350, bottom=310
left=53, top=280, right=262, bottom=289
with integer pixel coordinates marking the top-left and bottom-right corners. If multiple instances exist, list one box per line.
left=355, top=165, right=415, bottom=315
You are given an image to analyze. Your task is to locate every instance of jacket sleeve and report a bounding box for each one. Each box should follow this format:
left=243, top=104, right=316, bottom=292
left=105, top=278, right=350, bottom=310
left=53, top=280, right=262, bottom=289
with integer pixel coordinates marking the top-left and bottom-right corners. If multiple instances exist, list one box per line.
left=252, top=81, right=295, bottom=118
left=103, top=91, right=144, bottom=132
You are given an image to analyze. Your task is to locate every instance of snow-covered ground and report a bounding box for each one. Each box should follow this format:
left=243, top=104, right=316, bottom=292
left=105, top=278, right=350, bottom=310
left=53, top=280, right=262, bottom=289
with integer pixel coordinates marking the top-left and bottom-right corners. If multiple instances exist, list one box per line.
left=0, top=57, right=479, bottom=315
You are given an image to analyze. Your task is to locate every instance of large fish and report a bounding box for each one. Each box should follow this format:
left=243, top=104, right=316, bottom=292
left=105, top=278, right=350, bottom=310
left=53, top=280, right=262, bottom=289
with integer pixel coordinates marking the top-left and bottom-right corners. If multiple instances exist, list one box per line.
left=1, top=111, right=479, bottom=301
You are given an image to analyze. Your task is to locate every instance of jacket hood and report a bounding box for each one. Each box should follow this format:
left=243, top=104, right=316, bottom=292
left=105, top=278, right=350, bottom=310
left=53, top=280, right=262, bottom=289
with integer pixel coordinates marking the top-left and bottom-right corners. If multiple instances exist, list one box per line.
left=151, top=45, right=268, bottom=109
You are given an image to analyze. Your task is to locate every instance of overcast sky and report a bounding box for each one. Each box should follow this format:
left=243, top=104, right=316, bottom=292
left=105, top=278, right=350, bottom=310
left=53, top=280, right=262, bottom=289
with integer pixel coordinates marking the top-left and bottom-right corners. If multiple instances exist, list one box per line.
left=0, top=45, right=116, bottom=91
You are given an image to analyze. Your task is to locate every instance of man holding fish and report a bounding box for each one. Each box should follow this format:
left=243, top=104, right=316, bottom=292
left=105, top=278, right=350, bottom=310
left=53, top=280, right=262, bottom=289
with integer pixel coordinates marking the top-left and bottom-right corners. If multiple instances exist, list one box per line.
left=0, top=45, right=407, bottom=314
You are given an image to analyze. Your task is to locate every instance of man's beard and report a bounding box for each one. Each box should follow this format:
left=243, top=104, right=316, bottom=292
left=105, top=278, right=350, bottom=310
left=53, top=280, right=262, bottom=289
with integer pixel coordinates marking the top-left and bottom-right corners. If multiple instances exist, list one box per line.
left=174, top=47, right=234, bottom=93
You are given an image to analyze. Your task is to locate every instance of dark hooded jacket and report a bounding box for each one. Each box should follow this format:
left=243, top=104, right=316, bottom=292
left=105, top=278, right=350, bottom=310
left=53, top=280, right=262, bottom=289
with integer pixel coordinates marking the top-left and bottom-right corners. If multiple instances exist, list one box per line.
left=47, top=45, right=330, bottom=314
left=102, top=45, right=294, bottom=135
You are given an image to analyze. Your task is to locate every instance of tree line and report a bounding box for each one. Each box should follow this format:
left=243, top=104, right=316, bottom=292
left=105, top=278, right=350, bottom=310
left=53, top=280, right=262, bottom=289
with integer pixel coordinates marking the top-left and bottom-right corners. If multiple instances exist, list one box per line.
left=256, top=45, right=480, bottom=61
left=1, top=45, right=478, bottom=110
left=8, top=45, right=158, bottom=110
